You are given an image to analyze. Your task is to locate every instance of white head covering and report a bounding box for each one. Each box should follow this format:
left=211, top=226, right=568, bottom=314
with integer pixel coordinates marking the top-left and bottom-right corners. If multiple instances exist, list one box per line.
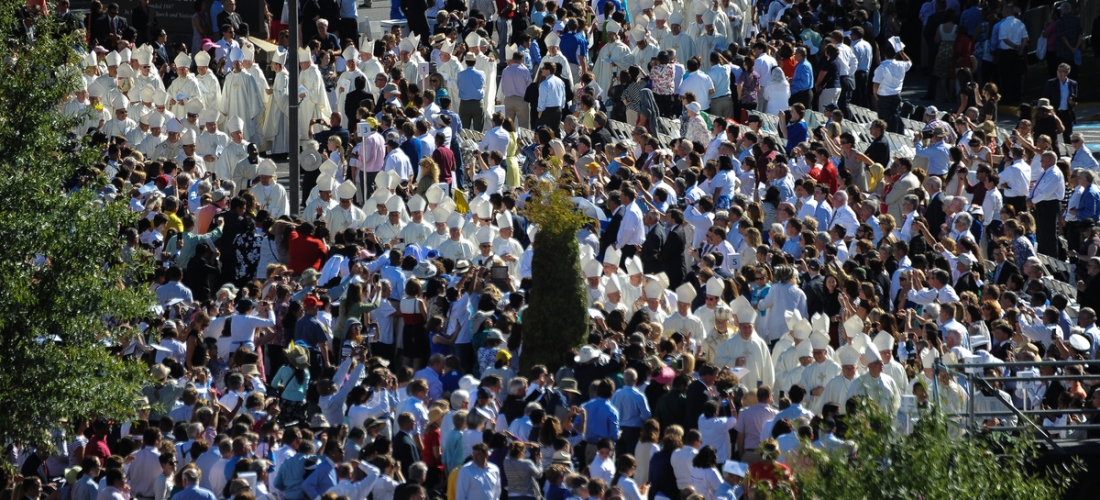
left=809, top=331, right=830, bottom=350
left=705, top=277, right=724, bottom=296
left=837, top=345, right=861, bottom=366
left=605, top=276, right=621, bottom=294
left=174, top=52, right=191, bottom=68
left=873, top=331, right=895, bottom=352
left=229, top=47, right=244, bottom=63
left=730, top=296, right=756, bottom=324
left=148, top=113, right=165, bottom=128
left=604, top=247, right=622, bottom=268
left=425, top=184, right=446, bottom=204
left=136, top=48, right=153, bottom=65
left=194, top=51, right=211, bottom=66
left=243, top=46, right=255, bottom=62
left=496, top=213, right=512, bottom=228
left=165, top=118, right=183, bottom=134
left=316, top=174, right=337, bottom=192
left=432, top=206, right=452, bottom=224
left=105, top=51, right=121, bottom=66
left=447, top=212, right=463, bottom=229
left=408, top=195, right=427, bottom=212
left=199, top=107, right=219, bottom=124
left=112, top=94, right=129, bottom=110
left=545, top=32, right=560, bottom=47
left=273, top=50, right=287, bottom=66
left=257, top=159, right=277, bottom=177
left=605, top=21, right=622, bottom=34
left=643, top=280, right=664, bottom=298
left=669, top=12, right=685, bottom=25
left=702, top=11, right=717, bottom=24
left=180, top=129, right=196, bottom=145
left=693, top=2, right=709, bottom=15
left=385, top=195, right=403, bottom=213
left=184, top=99, right=204, bottom=115
left=297, top=47, right=312, bottom=64
left=336, top=180, right=357, bottom=199
left=583, top=259, right=602, bottom=279
left=675, top=283, right=697, bottom=303
left=476, top=226, right=495, bottom=245
left=861, top=345, right=883, bottom=365
left=226, top=116, right=244, bottom=133
left=624, top=256, right=644, bottom=276
left=795, top=340, right=813, bottom=358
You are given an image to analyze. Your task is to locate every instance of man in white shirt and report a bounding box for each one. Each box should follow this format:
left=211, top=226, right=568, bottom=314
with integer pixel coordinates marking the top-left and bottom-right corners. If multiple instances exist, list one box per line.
left=907, top=269, right=960, bottom=305
left=1069, top=133, right=1100, bottom=171
left=127, top=429, right=163, bottom=499
left=1028, top=151, right=1065, bottom=256
left=828, top=191, right=859, bottom=238
left=994, top=3, right=1028, bottom=105
left=679, top=57, right=715, bottom=110
left=382, top=134, right=413, bottom=180
left=1000, top=145, right=1031, bottom=213
left=850, top=26, right=874, bottom=106
left=872, top=47, right=911, bottom=132
left=455, top=444, right=500, bottom=500
left=616, top=187, right=646, bottom=261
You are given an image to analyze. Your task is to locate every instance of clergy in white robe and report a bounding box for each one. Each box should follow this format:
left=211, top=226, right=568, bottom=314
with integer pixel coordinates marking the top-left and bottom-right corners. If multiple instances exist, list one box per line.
left=305, top=174, right=339, bottom=221
left=297, top=48, right=332, bottom=144
left=818, top=345, right=861, bottom=415
left=439, top=212, right=477, bottom=261
left=219, top=50, right=266, bottom=147
left=648, top=8, right=671, bottom=45
left=436, top=43, right=462, bottom=103
left=873, top=331, right=910, bottom=395
left=138, top=115, right=166, bottom=159
left=694, top=13, right=729, bottom=70
left=324, top=181, right=369, bottom=237
left=232, top=151, right=259, bottom=191
left=472, top=43, right=498, bottom=131
left=845, top=347, right=902, bottom=417
left=629, top=29, right=660, bottom=69
left=713, top=297, right=774, bottom=389
left=166, top=53, right=208, bottom=118
left=263, top=52, right=290, bottom=155
left=126, top=113, right=150, bottom=147
left=242, top=48, right=270, bottom=145
left=593, top=22, right=633, bottom=95
left=193, top=51, right=222, bottom=111
left=776, top=341, right=814, bottom=396
left=663, top=283, right=706, bottom=346
left=154, top=119, right=186, bottom=161
left=424, top=208, right=451, bottom=250
left=336, top=46, right=365, bottom=116
left=583, top=259, right=606, bottom=307
left=196, top=108, right=230, bottom=177
left=62, top=89, right=92, bottom=137
left=401, top=206, right=436, bottom=251
left=660, top=14, right=698, bottom=63
left=101, top=95, right=137, bottom=138
left=701, top=305, right=734, bottom=359
left=492, top=213, right=525, bottom=282
left=542, top=33, right=574, bottom=86
left=217, top=117, right=250, bottom=183
left=799, top=332, right=842, bottom=415
left=358, top=51, right=387, bottom=101
left=133, top=53, right=166, bottom=94
left=251, top=159, right=290, bottom=218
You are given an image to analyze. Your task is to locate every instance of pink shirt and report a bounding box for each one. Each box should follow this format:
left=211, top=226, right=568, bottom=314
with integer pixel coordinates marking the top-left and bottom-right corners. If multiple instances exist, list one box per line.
left=360, top=132, right=385, bottom=173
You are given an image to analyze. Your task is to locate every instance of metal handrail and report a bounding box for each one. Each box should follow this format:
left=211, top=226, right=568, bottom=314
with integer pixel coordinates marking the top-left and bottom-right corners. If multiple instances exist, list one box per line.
left=944, top=360, right=1097, bottom=368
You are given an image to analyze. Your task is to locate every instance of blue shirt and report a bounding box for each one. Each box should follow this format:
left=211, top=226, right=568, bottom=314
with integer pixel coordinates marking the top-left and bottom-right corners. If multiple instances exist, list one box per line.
left=538, top=75, right=566, bottom=111
left=791, top=59, right=814, bottom=94
left=223, top=455, right=242, bottom=481
left=174, top=485, right=219, bottom=500
left=785, top=121, right=807, bottom=157
left=814, top=202, right=833, bottom=228
left=301, top=457, right=337, bottom=500
left=529, top=43, right=542, bottom=74
left=609, top=386, right=651, bottom=428
left=72, top=476, right=99, bottom=500
left=580, top=397, right=620, bottom=441
left=155, top=280, right=194, bottom=304
left=274, top=453, right=316, bottom=500
left=915, top=140, right=951, bottom=176
left=457, top=66, right=486, bottom=101
left=960, top=6, right=983, bottom=36
left=1079, top=185, right=1100, bottom=221
left=294, top=314, right=329, bottom=349
left=558, top=32, right=587, bottom=65
left=782, top=238, right=802, bottom=258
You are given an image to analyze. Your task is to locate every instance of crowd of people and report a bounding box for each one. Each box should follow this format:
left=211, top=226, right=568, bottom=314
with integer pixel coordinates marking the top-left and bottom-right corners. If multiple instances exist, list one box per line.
left=10, top=0, right=1100, bottom=499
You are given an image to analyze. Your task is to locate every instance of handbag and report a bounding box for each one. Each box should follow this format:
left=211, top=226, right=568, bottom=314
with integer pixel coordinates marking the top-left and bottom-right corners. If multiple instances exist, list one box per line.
left=1035, top=37, right=1047, bottom=60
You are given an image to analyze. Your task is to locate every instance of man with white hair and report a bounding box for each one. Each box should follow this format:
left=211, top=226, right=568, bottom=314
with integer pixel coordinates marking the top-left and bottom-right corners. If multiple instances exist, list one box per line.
left=166, top=53, right=207, bottom=118
left=714, top=297, right=775, bottom=389
left=846, top=347, right=901, bottom=416
left=828, top=190, right=859, bottom=239
left=1069, top=133, right=1100, bottom=171
left=1029, top=150, right=1066, bottom=255
left=297, top=47, right=333, bottom=143
left=196, top=108, right=228, bottom=176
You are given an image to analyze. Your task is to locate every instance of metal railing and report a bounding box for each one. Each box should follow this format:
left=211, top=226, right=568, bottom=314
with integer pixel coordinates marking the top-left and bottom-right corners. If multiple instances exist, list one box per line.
left=941, top=358, right=1100, bottom=452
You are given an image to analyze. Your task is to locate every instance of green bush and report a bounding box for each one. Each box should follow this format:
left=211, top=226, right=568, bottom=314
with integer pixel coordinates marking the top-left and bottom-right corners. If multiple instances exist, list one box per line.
left=520, top=187, right=590, bottom=375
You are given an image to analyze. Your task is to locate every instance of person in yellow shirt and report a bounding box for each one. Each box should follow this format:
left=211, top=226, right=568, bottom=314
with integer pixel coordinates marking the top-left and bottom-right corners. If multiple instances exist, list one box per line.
left=163, top=196, right=184, bottom=234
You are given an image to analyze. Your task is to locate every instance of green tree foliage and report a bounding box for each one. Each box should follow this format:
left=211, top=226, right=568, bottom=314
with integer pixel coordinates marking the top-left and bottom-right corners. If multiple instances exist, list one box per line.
left=776, top=401, right=1076, bottom=500
left=520, top=187, right=590, bottom=374
left=0, top=9, right=153, bottom=446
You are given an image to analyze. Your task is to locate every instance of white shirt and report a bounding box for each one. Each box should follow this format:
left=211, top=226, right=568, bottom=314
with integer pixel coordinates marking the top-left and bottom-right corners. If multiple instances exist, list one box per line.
left=983, top=187, right=1003, bottom=225
left=679, top=71, right=715, bottom=110
left=473, top=165, right=507, bottom=195
left=127, top=446, right=162, bottom=497
left=589, top=455, right=616, bottom=483
left=873, top=60, right=911, bottom=96
left=1029, top=166, right=1066, bottom=203
left=829, top=204, right=859, bottom=237
left=1001, top=159, right=1031, bottom=197
left=996, top=16, right=1028, bottom=49
left=836, top=43, right=857, bottom=77
left=852, top=39, right=873, bottom=71
left=670, top=446, right=699, bottom=489
left=907, top=284, right=960, bottom=305
left=617, top=202, right=646, bottom=247
left=1072, top=145, right=1100, bottom=171
left=478, top=126, right=510, bottom=156
left=455, top=462, right=501, bottom=500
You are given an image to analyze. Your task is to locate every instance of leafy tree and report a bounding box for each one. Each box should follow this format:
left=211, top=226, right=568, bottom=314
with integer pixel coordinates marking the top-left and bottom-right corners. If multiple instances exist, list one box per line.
left=766, top=400, right=1077, bottom=500
left=520, top=186, right=590, bottom=374
left=0, top=8, right=152, bottom=446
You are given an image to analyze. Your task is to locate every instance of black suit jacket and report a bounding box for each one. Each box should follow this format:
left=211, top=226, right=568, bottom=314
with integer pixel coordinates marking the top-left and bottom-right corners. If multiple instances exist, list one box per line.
left=392, top=430, right=419, bottom=478
left=92, top=14, right=128, bottom=46
left=954, top=273, right=979, bottom=296
left=803, top=273, right=826, bottom=317
left=925, top=193, right=946, bottom=239
left=599, top=207, right=623, bottom=258
left=641, top=223, right=667, bottom=273
left=1042, top=77, right=1078, bottom=110
left=993, top=260, right=1019, bottom=286
left=683, top=380, right=711, bottom=430
left=658, top=224, right=689, bottom=289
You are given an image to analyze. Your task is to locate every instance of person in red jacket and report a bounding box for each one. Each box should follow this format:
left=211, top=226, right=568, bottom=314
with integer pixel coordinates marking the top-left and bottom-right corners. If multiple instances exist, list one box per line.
left=287, top=221, right=328, bottom=275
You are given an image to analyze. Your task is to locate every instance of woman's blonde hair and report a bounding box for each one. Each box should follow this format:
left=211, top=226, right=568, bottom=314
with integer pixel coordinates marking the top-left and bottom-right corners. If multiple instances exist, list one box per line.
left=420, top=158, right=440, bottom=183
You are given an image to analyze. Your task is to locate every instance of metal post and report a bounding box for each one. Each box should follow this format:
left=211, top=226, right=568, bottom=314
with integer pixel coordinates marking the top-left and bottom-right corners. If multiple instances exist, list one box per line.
left=287, top=0, right=300, bottom=215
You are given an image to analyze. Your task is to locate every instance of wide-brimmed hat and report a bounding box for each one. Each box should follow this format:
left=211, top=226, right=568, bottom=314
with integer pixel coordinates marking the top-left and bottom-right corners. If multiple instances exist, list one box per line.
left=575, top=345, right=608, bottom=364
left=413, top=261, right=438, bottom=279
left=557, top=378, right=581, bottom=395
